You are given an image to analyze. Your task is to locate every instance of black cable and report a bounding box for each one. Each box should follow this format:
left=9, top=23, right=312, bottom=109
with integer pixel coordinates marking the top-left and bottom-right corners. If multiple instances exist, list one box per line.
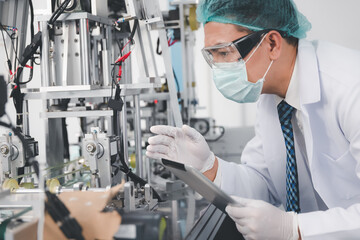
left=156, top=38, right=180, bottom=95
left=18, top=70, right=33, bottom=85
left=29, top=0, right=34, bottom=39
left=0, top=119, right=39, bottom=177
left=117, top=136, right=163, bottom=202
left=14, top=34, right=19, bottom=80
left=10, top=66, right=24, bottom=129
left=0, top=25, right=21, bottom=66
left=0, top=23, right=18, bottom=73
left=11, top=29, right=42, bottom=128
left=25, top=0, right=35, bottom=85
left=172, top=68, right=180, bottom=93
left=0, top=28, right=10, bottom=66
left=9, top=32, right=21, bottom=64
left=59, top=99, right=71, bottom=160
left=156, top=38, right=162, bottom=55
left=128, top=18, right=139, bottom=41
left=33, top=56, right=40, bottom=65
left=48, top=0, right=71, bottom=27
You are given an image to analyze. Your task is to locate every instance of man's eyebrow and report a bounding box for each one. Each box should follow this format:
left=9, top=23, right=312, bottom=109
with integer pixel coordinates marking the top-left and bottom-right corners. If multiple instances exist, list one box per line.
left=205, top=41, right=229, bottom=48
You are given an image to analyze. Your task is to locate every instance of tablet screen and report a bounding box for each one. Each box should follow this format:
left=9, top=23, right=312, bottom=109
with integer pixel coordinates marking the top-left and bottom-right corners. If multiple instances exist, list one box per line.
left=162, top=159, right=238, bottom=212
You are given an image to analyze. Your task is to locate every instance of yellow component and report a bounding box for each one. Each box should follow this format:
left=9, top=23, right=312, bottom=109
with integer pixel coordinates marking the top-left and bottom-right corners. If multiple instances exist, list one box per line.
left=20, top=182, right=35, bottom=189
left=158, top=217, right=167, bottom=240
left=46, top=178, right=60, bottom=193
left=191, top=81, right=196, bottom=87
left=130, top=153, right=136, bottom=169
left=189, top=5, right=199, bottom=31
left=160, top=84, right=168, bottom=93
left=2, top=178, right=19, bottom=192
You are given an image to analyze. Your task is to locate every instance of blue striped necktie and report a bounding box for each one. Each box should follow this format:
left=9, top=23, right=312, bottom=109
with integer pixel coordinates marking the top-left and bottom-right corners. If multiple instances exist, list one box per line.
left=277, top=100, right=300, bottom=213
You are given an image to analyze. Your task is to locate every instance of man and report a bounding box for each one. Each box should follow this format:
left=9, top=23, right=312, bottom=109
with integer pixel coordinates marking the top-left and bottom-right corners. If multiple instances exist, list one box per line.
left=146, top=0, right=360, bottom=239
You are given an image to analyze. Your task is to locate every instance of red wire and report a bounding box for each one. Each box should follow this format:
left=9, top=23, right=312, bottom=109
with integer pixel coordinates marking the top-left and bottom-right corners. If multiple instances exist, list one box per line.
left=115, top=51, right=132, bottom=63
left=121, top=39, right=131, bottom=53
left=169, top=40, right=178, bottom=47
left=9, top=65, right=32, bottom=80
left=117, top=65, right=122, bottom=82
left=114, top=39, right=132, bottom=82
left=10, top=67, right=20, bottom=79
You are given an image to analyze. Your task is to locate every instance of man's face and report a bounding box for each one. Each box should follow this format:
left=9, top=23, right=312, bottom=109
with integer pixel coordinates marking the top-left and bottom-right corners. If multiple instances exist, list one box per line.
left=204, top=22, right=271, bottom=85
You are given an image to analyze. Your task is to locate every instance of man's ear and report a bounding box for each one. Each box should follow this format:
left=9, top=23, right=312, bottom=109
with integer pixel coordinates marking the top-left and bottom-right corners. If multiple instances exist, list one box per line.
left=266, top=31, right=283, bottom=60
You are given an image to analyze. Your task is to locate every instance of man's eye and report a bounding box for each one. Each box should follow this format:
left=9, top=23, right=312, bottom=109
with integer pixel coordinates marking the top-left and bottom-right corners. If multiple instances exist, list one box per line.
left=218, top=51, right=229, bottom=57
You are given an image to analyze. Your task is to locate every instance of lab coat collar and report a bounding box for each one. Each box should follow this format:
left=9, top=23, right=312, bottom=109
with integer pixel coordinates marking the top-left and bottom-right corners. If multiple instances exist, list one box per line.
left=274, top=59, right=300, bottom=110
left=298, top=39, right=321, bottom=105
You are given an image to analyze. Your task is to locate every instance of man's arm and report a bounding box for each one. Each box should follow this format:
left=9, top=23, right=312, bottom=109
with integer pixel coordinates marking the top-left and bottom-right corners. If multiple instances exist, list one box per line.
left=203, top=157, right=218, bottom=181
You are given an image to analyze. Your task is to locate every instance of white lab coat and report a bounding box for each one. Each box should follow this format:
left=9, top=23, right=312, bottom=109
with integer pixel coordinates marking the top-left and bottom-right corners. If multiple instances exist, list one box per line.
left=217, top=39, right=360, bottom=239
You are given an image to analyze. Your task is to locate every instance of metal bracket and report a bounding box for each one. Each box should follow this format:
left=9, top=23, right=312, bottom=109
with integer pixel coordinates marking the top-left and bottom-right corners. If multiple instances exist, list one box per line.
left=124, top=181, right=136, bottom=212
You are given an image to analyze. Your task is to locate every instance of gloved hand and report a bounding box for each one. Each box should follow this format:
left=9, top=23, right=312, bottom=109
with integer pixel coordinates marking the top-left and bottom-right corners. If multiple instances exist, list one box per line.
left=226, top=196, right=299, bottom=240
left=146, top=125, right=215, bottom=173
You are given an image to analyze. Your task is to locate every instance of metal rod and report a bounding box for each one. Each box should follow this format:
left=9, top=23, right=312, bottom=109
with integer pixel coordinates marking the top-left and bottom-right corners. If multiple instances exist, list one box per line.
left=146, top=30, right=159, bottom=78
left=135, top=22, right=150, bottom=77
left=133, top=94, right=143, bottom=178
left=122, top=40, right=132, bottom=84
left=159, top=29, right=182, bottom=127
left=40, top=21, right=50, bottom=87
left=179, top=3, right=188, bottom=109
left=120, top=100, right=129, bottom=173
left=104, top=25, right=112, bottom=86
left=62, top=21, right=69, bottom=86
left=102, top=38, right=110, bottom=87
left=23, top=100, right=30, bottom=135
left=13, top=187, right=109, bottom=194
left=171, top=200, right=180, bottom=239
left=79, top=18, right=91, bottom=85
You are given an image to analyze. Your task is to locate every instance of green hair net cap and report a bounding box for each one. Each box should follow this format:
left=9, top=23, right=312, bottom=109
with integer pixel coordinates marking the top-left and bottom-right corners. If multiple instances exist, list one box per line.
left=196, top=0, right=312, bottom=39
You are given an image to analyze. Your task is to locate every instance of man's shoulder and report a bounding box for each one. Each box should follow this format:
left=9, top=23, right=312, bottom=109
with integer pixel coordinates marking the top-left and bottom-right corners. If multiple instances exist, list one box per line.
left=314, top=39, right=359, bottom=57
left=302, top=39, right=360, bottom=86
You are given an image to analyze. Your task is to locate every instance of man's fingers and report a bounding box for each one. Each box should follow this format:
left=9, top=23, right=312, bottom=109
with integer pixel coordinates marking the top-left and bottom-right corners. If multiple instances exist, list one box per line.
left=235, top=223, right=250, bottom=236
left=146, top=145, right=170, bottom=155
left=225, top=205, right=252, bottom=219
left=148, top=135, right=174, bottom=146
left=145, top=151, right=169, bottom=160
left=230, top=196, right=252, bottom=206
left=150, top=125, right=180, bottom=138
left=182, top=125, right=201, bottom=142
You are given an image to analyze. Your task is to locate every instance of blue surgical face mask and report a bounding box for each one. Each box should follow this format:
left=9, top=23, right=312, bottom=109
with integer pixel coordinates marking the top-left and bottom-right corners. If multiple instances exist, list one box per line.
left=212, top=34, right=273, bottom=103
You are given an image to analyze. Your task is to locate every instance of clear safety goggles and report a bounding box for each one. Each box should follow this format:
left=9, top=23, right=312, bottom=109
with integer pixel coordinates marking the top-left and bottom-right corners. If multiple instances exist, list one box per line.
left=201, top=29, right=276, bottom=68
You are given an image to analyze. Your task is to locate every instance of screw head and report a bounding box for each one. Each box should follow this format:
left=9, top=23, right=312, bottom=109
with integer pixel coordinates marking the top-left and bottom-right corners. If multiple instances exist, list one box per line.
left=0, top=145, right=9, bottom=155
left=86, top=143, right=96, bottom=153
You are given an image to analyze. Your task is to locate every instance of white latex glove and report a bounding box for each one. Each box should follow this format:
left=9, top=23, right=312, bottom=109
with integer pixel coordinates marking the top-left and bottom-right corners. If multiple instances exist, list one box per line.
left=226, top=196, right=299, bottom=240
left=146, top=125, right=215, bottom=173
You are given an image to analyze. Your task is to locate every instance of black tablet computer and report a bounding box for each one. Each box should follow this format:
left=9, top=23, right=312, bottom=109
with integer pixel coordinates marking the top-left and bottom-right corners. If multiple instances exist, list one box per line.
left=161, top=159, right=241, bottom=212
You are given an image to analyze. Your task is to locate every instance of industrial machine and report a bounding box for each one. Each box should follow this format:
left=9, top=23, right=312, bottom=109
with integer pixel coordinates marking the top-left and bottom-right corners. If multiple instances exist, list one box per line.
left=0, top=0, right=230, bottom=239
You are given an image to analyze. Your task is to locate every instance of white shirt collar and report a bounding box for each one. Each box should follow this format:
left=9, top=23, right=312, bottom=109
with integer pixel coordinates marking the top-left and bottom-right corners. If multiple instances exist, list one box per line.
left=274, top=59, right=300, bottom=110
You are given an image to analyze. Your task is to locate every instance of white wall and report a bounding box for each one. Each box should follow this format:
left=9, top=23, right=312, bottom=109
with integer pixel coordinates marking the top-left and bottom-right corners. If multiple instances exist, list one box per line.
left=194, top=0, right=360, bottom=128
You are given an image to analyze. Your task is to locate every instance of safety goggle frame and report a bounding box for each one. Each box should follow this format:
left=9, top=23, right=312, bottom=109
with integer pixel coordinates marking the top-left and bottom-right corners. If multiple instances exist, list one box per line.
left=202, top=29, right=285, bottom=68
